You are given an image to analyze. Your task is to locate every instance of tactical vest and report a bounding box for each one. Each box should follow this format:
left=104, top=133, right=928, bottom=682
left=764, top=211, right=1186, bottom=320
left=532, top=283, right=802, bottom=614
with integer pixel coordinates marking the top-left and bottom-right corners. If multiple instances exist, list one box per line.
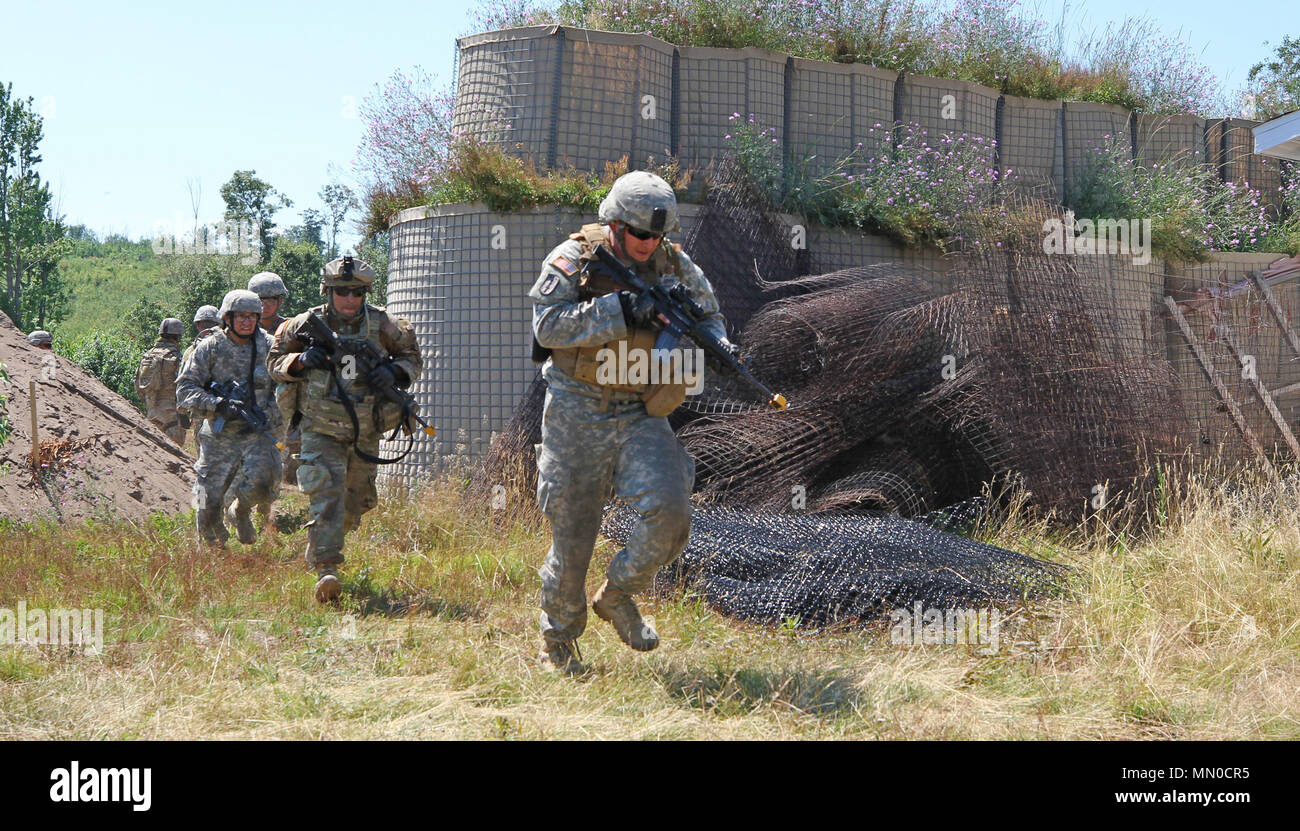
left=296, top=305, right=405, bottom=440
left=548, top=223, right=689, bottom=417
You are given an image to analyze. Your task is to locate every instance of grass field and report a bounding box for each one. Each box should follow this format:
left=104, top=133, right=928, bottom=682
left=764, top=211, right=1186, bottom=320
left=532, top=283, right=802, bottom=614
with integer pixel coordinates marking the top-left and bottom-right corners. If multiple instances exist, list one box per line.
left=0, top=473, right=1297, bottom=740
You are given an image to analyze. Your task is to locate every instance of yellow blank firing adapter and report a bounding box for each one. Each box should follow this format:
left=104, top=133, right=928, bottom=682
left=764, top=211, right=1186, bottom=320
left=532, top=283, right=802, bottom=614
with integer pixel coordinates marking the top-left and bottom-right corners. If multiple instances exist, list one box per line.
left=770, top=393, right=788, bottom=410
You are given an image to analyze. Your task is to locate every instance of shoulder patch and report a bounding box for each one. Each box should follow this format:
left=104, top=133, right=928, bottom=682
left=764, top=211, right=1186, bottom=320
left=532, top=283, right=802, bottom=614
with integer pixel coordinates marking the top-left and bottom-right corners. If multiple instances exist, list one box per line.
left=539, top=273, right=561, bottom=296
left=550, top=254, right=578, bottom=277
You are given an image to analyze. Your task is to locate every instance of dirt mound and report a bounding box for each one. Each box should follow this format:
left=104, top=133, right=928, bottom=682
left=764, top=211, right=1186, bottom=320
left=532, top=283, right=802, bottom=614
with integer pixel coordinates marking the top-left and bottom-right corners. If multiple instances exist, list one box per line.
left=0, top=311, right=194, bottom=524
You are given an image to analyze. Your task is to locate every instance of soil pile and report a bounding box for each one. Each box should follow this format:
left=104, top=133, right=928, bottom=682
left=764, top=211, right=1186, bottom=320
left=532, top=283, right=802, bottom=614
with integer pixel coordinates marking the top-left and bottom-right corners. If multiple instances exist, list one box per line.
left=0, top=311, right=194, bottom=524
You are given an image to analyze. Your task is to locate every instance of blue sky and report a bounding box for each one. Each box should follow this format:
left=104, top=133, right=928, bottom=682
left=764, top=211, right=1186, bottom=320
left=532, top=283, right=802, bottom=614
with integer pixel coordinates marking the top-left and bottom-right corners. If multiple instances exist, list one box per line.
left=3, top=0, right=1291, bottom=248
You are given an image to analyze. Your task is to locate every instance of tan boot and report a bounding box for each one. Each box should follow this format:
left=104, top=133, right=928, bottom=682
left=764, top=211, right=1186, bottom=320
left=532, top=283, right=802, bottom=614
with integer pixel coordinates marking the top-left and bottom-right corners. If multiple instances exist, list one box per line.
left=538, top=637, right=585, bottom=675
left=592, top=579, right=658, bottom=652
left=314, top=569, right=342, bottom=604
left=228, top=500, right=256, bottom=545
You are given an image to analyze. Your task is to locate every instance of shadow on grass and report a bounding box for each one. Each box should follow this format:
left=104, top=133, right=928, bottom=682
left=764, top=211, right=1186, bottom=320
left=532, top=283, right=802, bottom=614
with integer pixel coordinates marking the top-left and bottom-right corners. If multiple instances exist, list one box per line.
left=345, top=581, right=483, bottom=622
left=654, top=662, right=859, bottom=718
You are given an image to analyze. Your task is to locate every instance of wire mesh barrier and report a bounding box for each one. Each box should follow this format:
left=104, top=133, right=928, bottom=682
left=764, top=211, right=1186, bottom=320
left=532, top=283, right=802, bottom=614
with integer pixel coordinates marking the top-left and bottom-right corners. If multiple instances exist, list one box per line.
left=600, top=504, right=1070, bottom=628
left=472, top=176, right=1218, bottom=525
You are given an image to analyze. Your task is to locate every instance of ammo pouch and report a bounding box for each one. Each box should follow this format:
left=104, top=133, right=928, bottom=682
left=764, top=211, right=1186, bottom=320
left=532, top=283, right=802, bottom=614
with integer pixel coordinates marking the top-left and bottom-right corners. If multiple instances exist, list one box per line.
left=550, top=329, right=688, bottom=417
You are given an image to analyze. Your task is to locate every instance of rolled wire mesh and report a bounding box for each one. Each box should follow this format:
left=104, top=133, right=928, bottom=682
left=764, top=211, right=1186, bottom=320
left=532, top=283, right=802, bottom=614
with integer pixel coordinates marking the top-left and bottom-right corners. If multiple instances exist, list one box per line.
left=601, top=504, right=1070, bottom=628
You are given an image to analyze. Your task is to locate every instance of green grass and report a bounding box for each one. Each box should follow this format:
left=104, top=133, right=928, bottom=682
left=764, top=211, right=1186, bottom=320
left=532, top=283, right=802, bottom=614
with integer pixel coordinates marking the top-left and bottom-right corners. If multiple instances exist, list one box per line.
left=0, top=475, right=1296, bottom=739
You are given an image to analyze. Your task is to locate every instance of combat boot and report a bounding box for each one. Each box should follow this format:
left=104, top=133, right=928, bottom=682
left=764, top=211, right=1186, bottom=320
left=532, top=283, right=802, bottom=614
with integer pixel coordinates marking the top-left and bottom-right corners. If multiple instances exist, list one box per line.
left=227, top=500, right=256, bottom=545
left=538, top=636, right=585, bottom=675
left=592, top=579, right=658, bottom=651
left=314, top=568, right=342, bottom=604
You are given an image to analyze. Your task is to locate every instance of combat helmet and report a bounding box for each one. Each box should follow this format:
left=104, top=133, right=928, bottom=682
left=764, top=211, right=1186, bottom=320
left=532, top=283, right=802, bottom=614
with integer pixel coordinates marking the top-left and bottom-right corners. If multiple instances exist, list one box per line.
left=248, top=271, right=288, bottom=300
left=320, top=255, right=376, bottom=295
left=27, top=330, right=53, bottom=347
left=218, top=289, right=263, bottom=322
left=158, top=318, right=184, bottom=338
left=598, top=171, right=680, bottom=235
left=193, top=305, right=221, bottom=326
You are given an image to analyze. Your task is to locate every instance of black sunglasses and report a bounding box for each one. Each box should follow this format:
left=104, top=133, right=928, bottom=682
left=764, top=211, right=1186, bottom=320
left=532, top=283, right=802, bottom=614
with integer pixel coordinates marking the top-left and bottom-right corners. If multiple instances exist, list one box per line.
left=625, top=225, right=664, bottom=241
left=333, top=287, right=367, bottom=298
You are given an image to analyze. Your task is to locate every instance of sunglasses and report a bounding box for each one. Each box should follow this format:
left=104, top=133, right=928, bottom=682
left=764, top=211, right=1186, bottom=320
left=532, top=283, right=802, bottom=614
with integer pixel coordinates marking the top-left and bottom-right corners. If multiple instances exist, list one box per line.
left=333, top=287, right=367, bottom=298
left=625, top=225, right=664, bottom=241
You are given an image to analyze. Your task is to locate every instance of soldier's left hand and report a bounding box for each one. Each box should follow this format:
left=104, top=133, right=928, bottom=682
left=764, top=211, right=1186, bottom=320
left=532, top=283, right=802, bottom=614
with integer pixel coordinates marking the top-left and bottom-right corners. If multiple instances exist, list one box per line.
left=707, top=337, right=744, bottom=376
left=368, top=363, right=404, bottom=390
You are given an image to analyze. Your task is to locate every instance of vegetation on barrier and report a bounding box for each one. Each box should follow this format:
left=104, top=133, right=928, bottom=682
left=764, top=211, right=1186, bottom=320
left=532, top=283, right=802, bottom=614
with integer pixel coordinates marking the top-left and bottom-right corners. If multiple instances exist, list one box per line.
left=469, top=0, right=1223, bottom=116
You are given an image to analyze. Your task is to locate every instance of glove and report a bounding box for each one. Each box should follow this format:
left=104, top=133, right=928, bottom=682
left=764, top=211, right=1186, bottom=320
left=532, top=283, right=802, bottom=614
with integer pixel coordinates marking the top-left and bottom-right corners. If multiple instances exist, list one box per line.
left=618, top=290, right=659, bottom=330
left=707, top=338, right=743, bottom=376
left=216, top=399, right=243, bottom=421
left=299, top=346, right=331, bottom=371
left=367, top=363, right=398, bottom=390
left=177, top=412, right=192, bottom=430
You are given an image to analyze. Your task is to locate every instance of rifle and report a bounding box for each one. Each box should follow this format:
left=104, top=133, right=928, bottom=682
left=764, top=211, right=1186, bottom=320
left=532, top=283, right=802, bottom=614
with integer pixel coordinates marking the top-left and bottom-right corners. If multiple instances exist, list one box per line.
left=204, top=379, right=286, bottom=450
left=590, top=245, right=788, bottom=410
left=296, top=311, right=434, bottom=465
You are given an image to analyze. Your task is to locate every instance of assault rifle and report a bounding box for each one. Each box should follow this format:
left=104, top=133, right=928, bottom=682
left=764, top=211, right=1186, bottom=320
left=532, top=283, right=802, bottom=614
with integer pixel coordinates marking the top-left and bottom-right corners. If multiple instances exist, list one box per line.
left=205, top=379, right=285, bottom=450
left=590, top=245, right=788, bottom=410
left=296, top=311, right=434, bottom=464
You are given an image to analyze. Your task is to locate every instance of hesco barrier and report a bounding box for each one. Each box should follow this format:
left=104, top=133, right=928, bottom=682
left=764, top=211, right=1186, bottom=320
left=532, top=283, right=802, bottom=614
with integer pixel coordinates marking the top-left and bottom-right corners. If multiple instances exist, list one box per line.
left=378, top=202, right=957, bottom=482
left=454, top=26, right=1284, bottom=206
left=382, top=197, right=1300, bottom=483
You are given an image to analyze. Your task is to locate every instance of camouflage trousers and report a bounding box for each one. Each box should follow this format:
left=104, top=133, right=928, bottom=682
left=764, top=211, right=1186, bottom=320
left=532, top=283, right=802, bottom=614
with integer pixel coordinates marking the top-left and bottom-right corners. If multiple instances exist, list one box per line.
left=535, top=387, right=695, bottom=643
left=296, top=430, right=379, bottom=570
left=193, top=428, right=283, bottom=545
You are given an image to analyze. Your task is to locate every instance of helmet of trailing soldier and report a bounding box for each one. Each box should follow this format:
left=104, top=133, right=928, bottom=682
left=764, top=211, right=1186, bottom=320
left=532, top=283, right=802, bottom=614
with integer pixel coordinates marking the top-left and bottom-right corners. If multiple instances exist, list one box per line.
left=320, top=255, right=375, bottom=319
left=27, top=330, right=53, bottom=349
left=193, top=305, right=221, bottom=329
left=218, top=289, right=262, bottom=339
left=248, top=271, right=288, bottom=320
left=598, top=170, right=679, bottom=261
left=158, top=318, right=184, bottom=339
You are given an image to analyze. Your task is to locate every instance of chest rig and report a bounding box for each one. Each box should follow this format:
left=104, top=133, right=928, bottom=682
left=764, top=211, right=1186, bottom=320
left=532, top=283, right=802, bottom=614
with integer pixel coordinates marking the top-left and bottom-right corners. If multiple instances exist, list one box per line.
left=297, top=305, right=404, bottom=440
left=547, top=223, right=690, bottom=417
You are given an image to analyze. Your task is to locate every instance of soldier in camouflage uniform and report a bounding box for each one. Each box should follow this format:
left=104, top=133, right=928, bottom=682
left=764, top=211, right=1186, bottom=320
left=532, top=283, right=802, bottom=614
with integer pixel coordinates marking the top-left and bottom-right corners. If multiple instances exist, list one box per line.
left=135, top=318, right=187, bottom=444
left=176, top=290, right=283, bottom=547
left=249, top=271, right=300, bottom=484
left=530, top=171, right=739, bottom=674
left=182, top=305, right=223, bottom=449
left=268, top=256, right=422, bottom=603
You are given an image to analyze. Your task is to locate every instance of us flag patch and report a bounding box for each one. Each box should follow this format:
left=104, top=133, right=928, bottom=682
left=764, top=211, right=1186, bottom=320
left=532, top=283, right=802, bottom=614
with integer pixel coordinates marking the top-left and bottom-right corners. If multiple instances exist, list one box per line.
left=550, top=254, right=578, bottom=276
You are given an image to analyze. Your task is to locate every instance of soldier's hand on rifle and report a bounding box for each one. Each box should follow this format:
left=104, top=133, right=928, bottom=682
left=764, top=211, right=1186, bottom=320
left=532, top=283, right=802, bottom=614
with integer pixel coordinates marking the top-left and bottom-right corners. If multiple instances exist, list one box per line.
left=299, top=346, right=331, bottom=371
left=618, top=290, right=660, bottom=330
left=368, top=362, right=407, bottom=391
left=707, top=337, right=744, bottom=376
left=216, top=399, right=243, bottom=421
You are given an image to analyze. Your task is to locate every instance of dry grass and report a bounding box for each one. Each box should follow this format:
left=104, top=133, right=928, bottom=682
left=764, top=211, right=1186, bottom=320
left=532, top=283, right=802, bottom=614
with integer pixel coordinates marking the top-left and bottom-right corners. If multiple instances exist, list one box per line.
left=0, top=469, right=1297, bottom=740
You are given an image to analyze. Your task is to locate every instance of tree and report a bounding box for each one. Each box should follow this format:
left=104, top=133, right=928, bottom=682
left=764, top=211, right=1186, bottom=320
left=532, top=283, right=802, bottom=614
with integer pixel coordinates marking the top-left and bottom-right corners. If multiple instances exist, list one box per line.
left=219, top=170, right=292, bottom=264
left=0, top=82, right=65, bottom=329
left=320, top=183, right=358, bottom=258
left=283, top=208, right=325, bottom=253
left=122, top=296, right=171, bottom=349
left=1249, top=36, right=1300, bottom=120
left=267, top=238, right=325, bottom=317
left=357, top=231, right=389, bottom=306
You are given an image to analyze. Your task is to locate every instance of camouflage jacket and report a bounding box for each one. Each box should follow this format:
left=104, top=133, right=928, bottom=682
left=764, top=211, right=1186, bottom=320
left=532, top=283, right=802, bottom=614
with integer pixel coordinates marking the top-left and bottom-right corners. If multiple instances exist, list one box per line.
left=176, top=327, right=282, bottom=436
left=135, top=340, right=182, bottom=412
left=267, top=303, right=422, bottom=439
left=530, top=227, right=727, bottom=395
